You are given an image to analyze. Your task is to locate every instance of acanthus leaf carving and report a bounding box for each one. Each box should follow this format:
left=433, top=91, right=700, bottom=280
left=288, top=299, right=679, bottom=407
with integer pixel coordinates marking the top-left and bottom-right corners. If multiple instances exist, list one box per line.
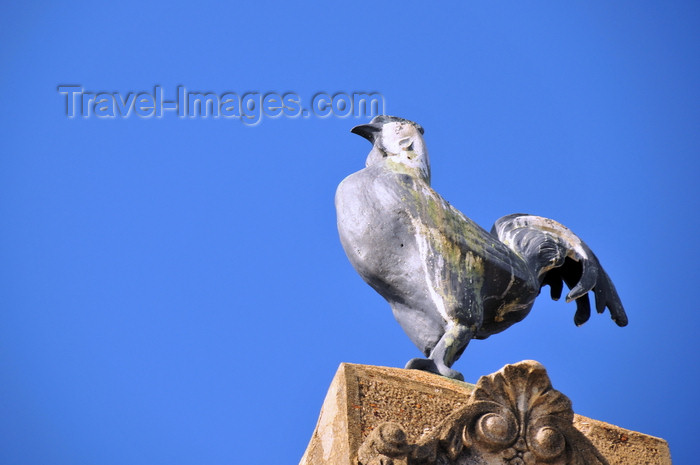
left=357, top=361, right=609, bottom=465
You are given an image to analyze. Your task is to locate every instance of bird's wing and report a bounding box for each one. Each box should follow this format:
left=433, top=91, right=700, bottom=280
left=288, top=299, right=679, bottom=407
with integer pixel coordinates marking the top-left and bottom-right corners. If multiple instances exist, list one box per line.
left=493, top=214, right=628, bottom=327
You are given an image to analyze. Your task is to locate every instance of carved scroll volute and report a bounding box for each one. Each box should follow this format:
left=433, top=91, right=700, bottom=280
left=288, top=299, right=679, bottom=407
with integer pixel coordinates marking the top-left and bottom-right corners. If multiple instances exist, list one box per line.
left=357, top=361, right=609, bottom=465
left=356, top=422, right=410, bottom=465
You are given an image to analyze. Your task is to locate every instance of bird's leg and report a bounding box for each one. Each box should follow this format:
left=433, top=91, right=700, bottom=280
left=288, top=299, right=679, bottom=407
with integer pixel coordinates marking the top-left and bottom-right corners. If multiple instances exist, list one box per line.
left=427, top=322, right=474, bottom=381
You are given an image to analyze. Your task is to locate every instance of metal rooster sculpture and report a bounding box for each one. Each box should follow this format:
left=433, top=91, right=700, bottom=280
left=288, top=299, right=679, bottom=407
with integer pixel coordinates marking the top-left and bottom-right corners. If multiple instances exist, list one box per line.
left=335, top=115, right=628, bottom=381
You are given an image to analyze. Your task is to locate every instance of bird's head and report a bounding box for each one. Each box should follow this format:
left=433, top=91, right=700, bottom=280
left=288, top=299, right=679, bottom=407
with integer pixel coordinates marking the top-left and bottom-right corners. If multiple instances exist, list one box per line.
left=351, top=115, right=431, bottom=183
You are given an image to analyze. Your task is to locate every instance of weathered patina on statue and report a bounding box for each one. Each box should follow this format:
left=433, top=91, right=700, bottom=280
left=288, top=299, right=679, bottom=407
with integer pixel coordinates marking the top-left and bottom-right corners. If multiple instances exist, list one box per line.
left=335, top=116, right=628, bottom=381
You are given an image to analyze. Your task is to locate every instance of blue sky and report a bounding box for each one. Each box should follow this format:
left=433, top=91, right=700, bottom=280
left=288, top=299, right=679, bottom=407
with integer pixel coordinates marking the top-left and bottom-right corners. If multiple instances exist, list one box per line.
left=1, top=1, right=698, bottom=464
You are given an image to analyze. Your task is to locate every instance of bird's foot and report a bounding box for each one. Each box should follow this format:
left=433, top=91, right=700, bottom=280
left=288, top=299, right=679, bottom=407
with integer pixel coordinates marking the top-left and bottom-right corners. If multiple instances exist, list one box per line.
left=435, top=365, right=464, bottom=381
left=404, top=358, right=465, bottom=381
left=405, top=357, right=440, bottom=375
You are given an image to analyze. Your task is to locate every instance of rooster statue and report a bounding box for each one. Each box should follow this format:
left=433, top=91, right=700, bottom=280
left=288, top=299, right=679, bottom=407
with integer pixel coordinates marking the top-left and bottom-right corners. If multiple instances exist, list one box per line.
left=335, top=115, right=628, bottom=381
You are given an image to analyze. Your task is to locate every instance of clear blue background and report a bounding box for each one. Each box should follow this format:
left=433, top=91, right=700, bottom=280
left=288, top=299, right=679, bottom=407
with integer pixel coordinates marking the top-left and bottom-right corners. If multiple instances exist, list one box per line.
left=1, top=1, right=698, bottom=464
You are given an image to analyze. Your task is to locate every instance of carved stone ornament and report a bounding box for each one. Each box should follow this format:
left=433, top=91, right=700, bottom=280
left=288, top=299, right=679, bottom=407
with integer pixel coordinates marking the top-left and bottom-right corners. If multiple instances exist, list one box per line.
left=357, top=361, right=608, bottom=465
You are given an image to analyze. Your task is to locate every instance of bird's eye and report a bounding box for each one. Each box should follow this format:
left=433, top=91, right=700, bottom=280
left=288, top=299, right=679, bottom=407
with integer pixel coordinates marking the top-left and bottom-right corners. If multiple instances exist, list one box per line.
left=398, top=138, right=413, bottom=151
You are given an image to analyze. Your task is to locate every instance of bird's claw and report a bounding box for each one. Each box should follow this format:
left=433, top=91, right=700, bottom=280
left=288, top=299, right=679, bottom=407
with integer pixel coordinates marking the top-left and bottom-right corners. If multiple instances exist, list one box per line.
left=405, top=358, right=465, bottom=381
left=437, top=366, right=464, bottom=381
left=405, top=357, right=439, bottom=374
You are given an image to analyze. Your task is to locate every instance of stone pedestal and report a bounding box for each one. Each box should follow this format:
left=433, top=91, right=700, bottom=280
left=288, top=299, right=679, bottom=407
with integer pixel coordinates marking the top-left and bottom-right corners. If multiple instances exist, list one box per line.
left=300, top=362, right=671, bottom=465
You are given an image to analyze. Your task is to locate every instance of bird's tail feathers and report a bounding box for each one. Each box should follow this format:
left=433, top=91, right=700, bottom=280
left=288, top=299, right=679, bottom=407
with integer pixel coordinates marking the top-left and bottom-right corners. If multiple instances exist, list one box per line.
left=491, top=214, right=628, bottom=327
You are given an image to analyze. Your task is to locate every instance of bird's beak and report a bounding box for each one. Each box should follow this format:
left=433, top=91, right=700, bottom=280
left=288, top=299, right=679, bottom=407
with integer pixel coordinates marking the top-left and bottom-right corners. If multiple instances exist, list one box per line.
left=351, top=122, right=382, bottom=143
